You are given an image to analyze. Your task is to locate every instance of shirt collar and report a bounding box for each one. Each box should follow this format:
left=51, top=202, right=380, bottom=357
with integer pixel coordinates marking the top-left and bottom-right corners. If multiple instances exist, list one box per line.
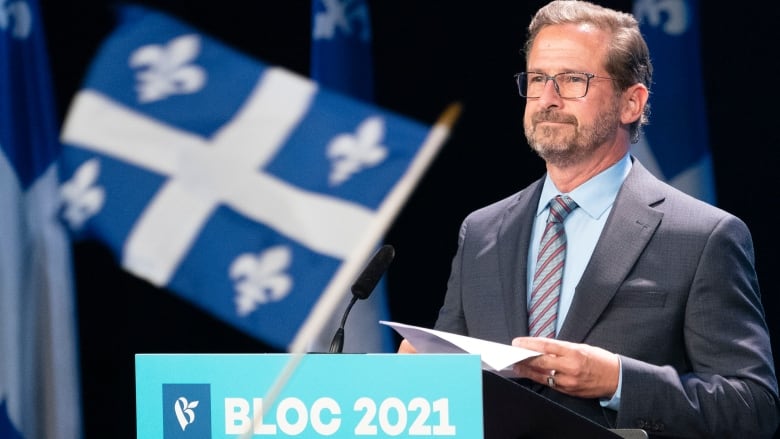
left=536, top=153, right=632, bottom=219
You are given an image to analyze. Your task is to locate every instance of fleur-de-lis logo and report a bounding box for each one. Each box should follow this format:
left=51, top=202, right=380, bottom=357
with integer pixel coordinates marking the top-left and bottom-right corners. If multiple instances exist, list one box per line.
left=230, top=246, right=293, bottom=316
left=327, top=116, right=387, bottom=186
left=60, top=158, right=106, bottom=230
left=633, top=0, right=688, bottom=35
left=0, top=0, right=31, bottom=39
left=312, top=0, right=371, bottom=42
left=174, top=396, right=199, bottom=431
left=129, top=34, right=207, bottom=103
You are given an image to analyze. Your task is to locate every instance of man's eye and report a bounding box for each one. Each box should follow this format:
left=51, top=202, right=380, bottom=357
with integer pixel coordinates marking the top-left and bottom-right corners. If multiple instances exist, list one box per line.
left=562, top=74, right=586, bottom=84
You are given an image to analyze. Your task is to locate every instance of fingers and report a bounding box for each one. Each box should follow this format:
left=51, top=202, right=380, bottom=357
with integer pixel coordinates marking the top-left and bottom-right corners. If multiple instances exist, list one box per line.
left=511, top=337, right=620, bottom=399
left=397, top=338, right=417, bottom=353
left=546, top=370, right=558, bottom=389
left=513, top=354, right=557, bottom=385
left=512, top=336, right=566, bottom=376
left=513, top=336, right=570, bottom=355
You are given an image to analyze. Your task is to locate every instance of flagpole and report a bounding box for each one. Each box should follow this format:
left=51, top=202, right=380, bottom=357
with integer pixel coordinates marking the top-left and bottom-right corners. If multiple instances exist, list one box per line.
left=289, top=102, right=462, bottom=355
left=239, top=102, right=462, bottom=438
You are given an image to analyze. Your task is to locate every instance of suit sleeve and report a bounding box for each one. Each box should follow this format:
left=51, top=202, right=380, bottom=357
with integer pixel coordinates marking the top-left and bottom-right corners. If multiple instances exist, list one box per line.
left=433, top=218, right=469, bottom=335
left=616, top=214, right=780, bottom=437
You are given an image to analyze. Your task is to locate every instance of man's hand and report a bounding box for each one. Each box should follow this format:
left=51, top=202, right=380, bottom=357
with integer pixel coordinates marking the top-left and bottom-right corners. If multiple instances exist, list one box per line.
left=512, top=337, right=620, bottom=399
left=397, top=338, right=417, bottom=353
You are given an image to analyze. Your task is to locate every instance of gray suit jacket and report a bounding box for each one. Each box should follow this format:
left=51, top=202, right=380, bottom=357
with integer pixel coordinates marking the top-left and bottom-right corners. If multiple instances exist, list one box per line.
left=434, top=158, right=779, bottom=438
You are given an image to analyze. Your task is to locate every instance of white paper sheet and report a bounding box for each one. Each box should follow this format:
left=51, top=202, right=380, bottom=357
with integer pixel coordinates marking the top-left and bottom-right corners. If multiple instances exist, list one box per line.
left=380, top=321, right=541, bottom=373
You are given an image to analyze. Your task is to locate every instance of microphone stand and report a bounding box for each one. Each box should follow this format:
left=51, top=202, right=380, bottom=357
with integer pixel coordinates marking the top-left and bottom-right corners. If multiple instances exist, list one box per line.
left=328, top=295, right=359, bottom=353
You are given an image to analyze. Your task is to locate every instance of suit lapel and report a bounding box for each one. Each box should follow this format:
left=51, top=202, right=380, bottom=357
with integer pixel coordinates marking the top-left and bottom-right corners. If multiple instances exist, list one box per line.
left=558, top=161, right=665, bottom=342
left=497, top=180, right=544, bottom=339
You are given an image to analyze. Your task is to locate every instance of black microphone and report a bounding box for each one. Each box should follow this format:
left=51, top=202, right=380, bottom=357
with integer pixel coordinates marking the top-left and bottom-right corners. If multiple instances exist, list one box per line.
left=329, top=244, right=395, bottom=353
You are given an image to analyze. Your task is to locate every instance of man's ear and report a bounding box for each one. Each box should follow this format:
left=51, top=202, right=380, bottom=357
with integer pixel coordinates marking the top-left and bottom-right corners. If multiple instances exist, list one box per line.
left=621, top=83, right=649, bottom=124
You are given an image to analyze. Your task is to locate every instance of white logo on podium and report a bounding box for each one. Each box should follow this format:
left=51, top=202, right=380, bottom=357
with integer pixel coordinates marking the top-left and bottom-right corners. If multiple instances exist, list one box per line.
left=174, top=396, right=200, bottom=431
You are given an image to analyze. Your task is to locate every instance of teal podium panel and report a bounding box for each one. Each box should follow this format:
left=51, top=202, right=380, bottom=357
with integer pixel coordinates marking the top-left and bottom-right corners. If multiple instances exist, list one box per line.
left=136, top=353, right=483, bottom=438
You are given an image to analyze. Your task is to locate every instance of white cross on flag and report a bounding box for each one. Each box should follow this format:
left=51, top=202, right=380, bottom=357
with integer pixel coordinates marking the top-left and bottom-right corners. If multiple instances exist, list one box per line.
left=59, top=5, right=455, bottom=351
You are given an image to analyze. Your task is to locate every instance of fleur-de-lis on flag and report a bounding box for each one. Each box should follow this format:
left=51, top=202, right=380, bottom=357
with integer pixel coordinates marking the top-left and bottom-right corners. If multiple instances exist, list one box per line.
left=0, top=0, right=31, bottom=38
left=60, top=158, right=105, bottom=230
left=312, top=0, right=370, bottom=42
left=230, top=246, right=294, bottom=316
left=327, top=116, right=387, bottom=186
left=129, top=34, right=207, bottom=103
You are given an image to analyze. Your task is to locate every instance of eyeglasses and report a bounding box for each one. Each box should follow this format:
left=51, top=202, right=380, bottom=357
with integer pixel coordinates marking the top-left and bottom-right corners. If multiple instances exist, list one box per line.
left=514, top=72, right=615, bottom=99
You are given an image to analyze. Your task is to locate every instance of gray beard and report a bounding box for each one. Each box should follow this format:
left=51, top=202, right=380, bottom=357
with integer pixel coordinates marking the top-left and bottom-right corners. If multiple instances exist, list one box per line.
left=525, top=107, right=620, bottom=168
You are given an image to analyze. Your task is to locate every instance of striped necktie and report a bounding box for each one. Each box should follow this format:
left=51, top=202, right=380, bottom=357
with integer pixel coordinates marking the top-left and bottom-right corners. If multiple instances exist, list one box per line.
left=528, top=195, right=578, bottom=338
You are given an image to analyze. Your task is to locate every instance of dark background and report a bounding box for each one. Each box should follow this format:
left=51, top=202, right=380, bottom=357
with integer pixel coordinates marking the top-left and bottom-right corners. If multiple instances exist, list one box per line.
left=37, top=1, right=779, bottom=437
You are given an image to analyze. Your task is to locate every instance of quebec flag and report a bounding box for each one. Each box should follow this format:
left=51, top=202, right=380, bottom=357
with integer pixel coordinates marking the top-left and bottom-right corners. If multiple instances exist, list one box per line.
left=632, top=0, right=716, bottom=204
left=309, top=0, right=396, bottom=353
left=0, top=0, right=82, bottom=437
left=311, top=0, right=374, bottom=101
left=58, top=5, right=452, bottom=352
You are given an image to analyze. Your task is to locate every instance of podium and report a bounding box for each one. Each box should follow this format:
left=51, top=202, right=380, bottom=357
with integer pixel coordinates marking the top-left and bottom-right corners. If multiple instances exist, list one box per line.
left=136, top=354, right=645, bottom=438
left=482, top=370, right=646, bottom=438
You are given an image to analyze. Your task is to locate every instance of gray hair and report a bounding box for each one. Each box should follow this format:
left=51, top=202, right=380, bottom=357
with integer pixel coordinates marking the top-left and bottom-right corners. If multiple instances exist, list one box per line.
left=524, top=0, right=652, bottom=143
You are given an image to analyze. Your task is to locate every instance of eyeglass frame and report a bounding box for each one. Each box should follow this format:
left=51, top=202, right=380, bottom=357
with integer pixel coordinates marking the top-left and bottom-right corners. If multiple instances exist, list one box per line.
left=514, top=71, right=616, bottom=99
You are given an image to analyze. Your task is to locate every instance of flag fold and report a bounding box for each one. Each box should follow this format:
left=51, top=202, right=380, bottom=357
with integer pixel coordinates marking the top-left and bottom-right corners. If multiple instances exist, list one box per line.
left=633, top=0, right=716, bottom=203
left=0, top=0, right=82, bottom=436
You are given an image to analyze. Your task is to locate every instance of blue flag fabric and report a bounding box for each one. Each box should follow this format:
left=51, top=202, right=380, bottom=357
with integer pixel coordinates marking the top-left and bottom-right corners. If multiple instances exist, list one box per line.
left=311, top=0, right=374, bottom=101
left=0, top=0, right=82, bottom=437
left=310, top=0, right=395, bottom=353
left=58, top=5, right=438, bottom=351
left=633, top=0, right=716, bottom=203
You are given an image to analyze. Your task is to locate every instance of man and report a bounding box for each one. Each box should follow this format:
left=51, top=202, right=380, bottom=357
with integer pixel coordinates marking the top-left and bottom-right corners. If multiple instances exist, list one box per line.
left=398, top=1, right=779, bottom=437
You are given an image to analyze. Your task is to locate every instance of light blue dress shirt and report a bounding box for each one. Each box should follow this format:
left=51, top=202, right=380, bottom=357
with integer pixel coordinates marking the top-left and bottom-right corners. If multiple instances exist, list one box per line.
left=527, top=153, right=631, bottom=410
